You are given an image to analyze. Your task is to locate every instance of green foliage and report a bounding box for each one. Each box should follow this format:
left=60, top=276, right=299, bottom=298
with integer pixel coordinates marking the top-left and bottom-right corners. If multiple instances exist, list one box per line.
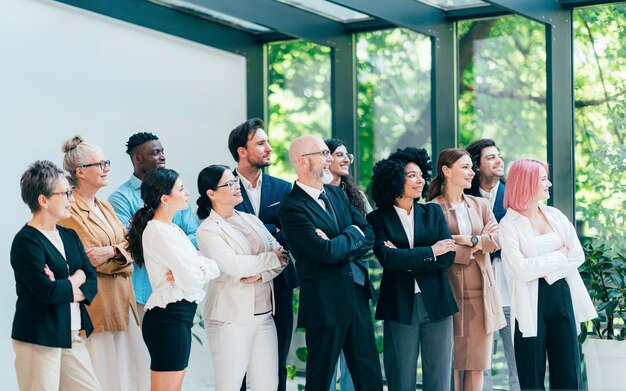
left=295, top=346, right=308, bottom=363
left=191, top=308, right=204, bottom=345
left=579, top=242, right=626, bottom=341
left=267, top=41, right=332, bottom=183
left=286, top=364, right=298, bottom=380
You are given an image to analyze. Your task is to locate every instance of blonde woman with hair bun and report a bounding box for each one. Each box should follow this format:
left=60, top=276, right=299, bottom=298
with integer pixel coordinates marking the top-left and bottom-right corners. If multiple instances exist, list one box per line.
left=59, top=135, right=150, bottom=391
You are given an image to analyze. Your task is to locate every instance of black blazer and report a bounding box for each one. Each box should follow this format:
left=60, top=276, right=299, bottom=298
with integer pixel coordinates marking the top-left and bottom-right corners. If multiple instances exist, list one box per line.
left=234, top=170, right=299, bottom=289
left=367, top=202, right=458, bottom=324
left=11, top=225, right=98, bottom=348
left=279, top=184, right=374, bottom=328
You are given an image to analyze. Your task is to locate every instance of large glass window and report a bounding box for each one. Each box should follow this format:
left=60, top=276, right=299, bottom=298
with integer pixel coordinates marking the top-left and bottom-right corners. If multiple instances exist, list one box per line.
left=573, top=3, right=626, bottom=253
left=458, top=16, right=547, bottom=167
left=267, top=41, right=332, bottom=182
left=356, top=28, right=432, bottom=190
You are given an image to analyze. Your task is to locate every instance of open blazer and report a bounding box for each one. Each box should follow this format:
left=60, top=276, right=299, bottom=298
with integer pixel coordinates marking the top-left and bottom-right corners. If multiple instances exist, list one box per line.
left=197, top=210, right=286, bottom=324
left=11, top=225, right=98, bottom=348
left=430, top=194, right=506, bottom=336
left=59, top=192, right=139, bottom=333
left=367, top=202, right=458, bottom=324
left=500, top=204, right=597, bottom=337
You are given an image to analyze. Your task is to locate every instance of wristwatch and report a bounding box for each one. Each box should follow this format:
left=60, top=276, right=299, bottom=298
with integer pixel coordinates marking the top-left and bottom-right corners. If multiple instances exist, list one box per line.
left=470, top=235, right=479, bottom=248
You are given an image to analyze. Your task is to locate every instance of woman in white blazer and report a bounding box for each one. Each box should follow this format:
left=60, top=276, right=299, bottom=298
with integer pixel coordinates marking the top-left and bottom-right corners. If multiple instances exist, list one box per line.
left=195, top=165, right=289, bottom=391
left=500, top=158, right=596, bottom=390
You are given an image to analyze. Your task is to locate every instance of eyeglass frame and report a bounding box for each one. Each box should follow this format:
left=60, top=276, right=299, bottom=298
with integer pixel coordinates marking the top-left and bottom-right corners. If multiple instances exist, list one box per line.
left=50, top=189, right=74, bottom=200
left=216, top=176, right=241, bottom=191
left=301, top=149, right=331, bottom=158
left=333, top=151, right=354, bottom=164
left=79, top=160, right=111, bottom=170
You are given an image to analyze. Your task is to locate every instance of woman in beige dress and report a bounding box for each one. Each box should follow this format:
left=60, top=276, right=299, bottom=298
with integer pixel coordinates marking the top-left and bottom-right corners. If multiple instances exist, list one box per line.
left=59, top=135, right=149, bottom=391
left=427, top=148, right=505, bottom=391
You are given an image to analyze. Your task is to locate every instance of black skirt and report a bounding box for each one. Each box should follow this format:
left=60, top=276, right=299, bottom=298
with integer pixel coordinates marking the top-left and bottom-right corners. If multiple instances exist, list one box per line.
left=142, top=299, right=197, bottom=371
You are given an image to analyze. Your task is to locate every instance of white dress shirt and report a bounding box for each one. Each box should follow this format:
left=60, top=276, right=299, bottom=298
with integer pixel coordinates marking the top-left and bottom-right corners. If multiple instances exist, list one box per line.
left=142, top=220, right=220, bottom=310
left=392, top=205, right=422, bottom=293
left=238, top=170, right=263, bottom=217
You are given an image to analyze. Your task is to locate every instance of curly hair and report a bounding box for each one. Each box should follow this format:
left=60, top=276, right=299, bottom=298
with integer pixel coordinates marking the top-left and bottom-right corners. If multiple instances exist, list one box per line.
left=388, top=147, right=432, bottom=195
left=324, top=138, right=367, bottom=216
left=370, top=158, right=407, bottom=209
left=125, top=132, right=159, bottom=155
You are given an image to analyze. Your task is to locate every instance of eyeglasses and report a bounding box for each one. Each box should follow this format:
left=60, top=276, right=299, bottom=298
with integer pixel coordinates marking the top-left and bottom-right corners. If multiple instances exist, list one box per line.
left=216, top=177, right=241, bottom=191
left=301, top=150, right=331, bottom=158
left=334, top=151, right=354, bottom=164
left=50, top=189, right=74, bottom=200
left=80, top=160, right=111, bottom=170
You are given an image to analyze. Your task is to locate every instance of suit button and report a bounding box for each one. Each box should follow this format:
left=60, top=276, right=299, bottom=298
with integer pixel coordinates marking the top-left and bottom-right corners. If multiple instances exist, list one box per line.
left=348, top=272, right=353, bottom=277
left=356, top=241, right=362, bottom=246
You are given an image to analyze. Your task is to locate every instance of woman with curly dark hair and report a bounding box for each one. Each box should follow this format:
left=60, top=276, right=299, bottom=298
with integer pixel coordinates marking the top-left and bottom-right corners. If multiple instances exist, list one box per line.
left=366, top=147, right=457, bottom=391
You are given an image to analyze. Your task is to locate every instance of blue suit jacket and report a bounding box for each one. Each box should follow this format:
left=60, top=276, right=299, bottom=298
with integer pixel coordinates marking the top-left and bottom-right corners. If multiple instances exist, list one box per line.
left=234, top=170, right=299, bottom=289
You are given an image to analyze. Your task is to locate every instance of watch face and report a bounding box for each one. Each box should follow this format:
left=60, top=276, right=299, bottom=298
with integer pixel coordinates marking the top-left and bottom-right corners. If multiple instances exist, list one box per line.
left=471, top=236, right=479, bottom=246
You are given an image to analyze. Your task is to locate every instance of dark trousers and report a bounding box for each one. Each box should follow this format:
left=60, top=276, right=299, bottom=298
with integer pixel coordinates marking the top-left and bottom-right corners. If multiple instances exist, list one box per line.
left=240, top=278, right=294, bottom=391
left=514, top=279, right=582, bottom=391
left=304, top=284, right=383, bottom=391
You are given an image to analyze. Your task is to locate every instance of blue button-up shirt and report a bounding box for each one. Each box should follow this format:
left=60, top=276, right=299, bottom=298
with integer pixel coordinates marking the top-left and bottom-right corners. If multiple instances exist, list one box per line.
left=108, top=174, right=200, bottom=304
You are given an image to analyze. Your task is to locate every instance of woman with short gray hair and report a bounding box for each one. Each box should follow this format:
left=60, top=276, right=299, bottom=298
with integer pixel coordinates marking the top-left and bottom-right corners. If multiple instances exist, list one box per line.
left=59, top=136, right=149, bottom=391
left=11, top=160, right=100, bottom=390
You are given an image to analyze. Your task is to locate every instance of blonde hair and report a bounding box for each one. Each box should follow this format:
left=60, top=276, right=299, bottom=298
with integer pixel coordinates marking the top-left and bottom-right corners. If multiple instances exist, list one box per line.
left=61, top=135, right=102, bottom=185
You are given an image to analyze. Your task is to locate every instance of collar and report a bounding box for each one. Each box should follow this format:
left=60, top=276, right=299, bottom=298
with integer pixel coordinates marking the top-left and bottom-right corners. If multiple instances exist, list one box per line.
left=295, top=180, right=324, bottom=201
left=129, top=174, right=142, bottom=190
left=478, top=181, right=499, bottom=200
left=237, top=169, right=263, bottom=191
left=392, top=204, right=414, bottom=218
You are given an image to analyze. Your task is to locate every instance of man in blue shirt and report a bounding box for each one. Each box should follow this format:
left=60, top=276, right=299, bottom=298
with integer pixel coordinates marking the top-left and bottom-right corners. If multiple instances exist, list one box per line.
left=108, top=132, right=200, bottom=321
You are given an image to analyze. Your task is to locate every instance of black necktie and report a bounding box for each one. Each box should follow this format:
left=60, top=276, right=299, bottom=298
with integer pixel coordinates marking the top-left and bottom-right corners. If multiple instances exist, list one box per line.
left=318, top=191, right=337, bottom=224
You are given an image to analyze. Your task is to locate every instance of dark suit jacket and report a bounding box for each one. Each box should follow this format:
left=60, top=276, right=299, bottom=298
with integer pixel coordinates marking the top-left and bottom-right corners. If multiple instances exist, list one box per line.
left=467, top=181, right=506, bottom=259
left=234, top=170, right=299, bottom=289
left=279, top=184, right=375, bottom=328
left=367, top=202, right=458, bottom=324
left=11, top=225, right=98, bottom=348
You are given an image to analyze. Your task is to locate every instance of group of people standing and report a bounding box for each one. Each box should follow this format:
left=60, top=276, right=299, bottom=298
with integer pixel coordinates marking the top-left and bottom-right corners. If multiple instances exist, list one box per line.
left=10, top=117, right=596, bottom=391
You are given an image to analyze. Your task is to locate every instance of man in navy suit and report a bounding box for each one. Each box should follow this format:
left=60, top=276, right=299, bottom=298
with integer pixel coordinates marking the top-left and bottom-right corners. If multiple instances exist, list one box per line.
left=465, top=139, right=520, bottom=391
left=228, top=118, right=297, bottom=391
left=278, top=135, right=382, bottom=391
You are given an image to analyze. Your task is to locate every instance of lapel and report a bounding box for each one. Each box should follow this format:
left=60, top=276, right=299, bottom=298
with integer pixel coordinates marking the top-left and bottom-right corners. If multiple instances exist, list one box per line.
left=233, top=169, right=254, bottom=214
left=259, top=173, right=272, bottom=212
left=293, top=184, right=340, bottom=235
left=208, top=211, right=253, bottom=254
left=382, top=207, right=410, bottom=249
left=493, top=182, right=506, bottom=222
left=73, top=192, right=116, bottom=242
left=436, top=193, right=479, bottom=235
left=412, top=203, right=427, bottom=245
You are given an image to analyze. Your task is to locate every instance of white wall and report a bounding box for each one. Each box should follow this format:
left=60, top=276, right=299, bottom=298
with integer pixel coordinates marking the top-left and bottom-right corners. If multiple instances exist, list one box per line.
left=0, top=0, right=245, bottom=388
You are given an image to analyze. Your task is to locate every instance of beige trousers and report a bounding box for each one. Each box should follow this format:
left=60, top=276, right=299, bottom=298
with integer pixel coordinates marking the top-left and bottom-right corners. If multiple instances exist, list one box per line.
left=13, top=331, right=101, bottom=391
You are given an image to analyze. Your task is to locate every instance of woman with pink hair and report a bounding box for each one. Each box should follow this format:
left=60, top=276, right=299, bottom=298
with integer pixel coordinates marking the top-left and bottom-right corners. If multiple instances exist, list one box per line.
left=500, top=158, right=596, bottom=390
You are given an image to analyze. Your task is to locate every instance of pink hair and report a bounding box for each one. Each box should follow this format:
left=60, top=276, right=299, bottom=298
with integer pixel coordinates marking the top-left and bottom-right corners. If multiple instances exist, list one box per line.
left=504, top=158, right=550, bottom=212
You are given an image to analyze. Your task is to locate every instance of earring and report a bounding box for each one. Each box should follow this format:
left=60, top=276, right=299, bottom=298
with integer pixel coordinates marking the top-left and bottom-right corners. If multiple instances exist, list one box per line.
left=165, top=203, right=170, bottom=213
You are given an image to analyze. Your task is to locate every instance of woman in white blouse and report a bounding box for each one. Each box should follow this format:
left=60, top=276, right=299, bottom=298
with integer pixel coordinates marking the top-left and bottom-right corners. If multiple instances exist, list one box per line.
left=195, top=165, right=289, bottom=391
left=500, top=158, right=596, bottom=390
left=126, top=168, right=219, bottom=390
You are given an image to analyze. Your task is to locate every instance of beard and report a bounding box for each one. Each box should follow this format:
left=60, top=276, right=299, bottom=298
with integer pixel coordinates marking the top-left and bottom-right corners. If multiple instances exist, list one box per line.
left=249, top=155, right=271, bottom=169
left=310, top=165, right=333, bottom=184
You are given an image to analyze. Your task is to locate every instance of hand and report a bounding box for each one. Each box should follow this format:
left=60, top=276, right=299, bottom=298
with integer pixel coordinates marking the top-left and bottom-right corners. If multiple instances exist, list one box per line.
left=384, top=240, right=397, bottom=249
left=240, top=274, right=263, bottom=284
left=73, top=289, right=86, bottom=302
left=165, top=270, right=175, bottom=283
left=86, top=246, right=115, bottom=268
left=432, top=239, right=456, bottom=256
left=68, top=269, right=86, bottom=290
left=481, top=221, right=498, bottom=234
left=273, top=247, right=289, bottom=265
left=315, top=229, right=329, bottom=241
left=451, top=235, right=469, bottom=246
left=43, top=265, right=56, bottom=281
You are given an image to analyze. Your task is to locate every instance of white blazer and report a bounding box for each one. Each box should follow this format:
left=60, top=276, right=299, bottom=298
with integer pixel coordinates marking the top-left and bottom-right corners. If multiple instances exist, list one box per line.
left=500, top=204, right=596, bottom=338
left=196, top=210, right=286, bottom=324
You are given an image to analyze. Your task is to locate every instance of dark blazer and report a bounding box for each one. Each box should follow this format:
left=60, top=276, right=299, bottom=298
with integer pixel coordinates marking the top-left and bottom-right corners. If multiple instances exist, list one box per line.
left=279, top=184, right=375, bottom=328
left=10, top=225, right=98, bottom=348
left=234, top=170, right=299, bottom=289
left=467, top=181, right=506, bottom=259
left=367, top=202, right=458, bottom=324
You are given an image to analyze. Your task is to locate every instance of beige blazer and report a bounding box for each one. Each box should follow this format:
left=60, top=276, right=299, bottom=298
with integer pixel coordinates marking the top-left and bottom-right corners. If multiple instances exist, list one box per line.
left=59, top=192, right=139, bottom=333
left=430, top=194, right=506, bottom=336
left=196, top=210, right=286, bottom=325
